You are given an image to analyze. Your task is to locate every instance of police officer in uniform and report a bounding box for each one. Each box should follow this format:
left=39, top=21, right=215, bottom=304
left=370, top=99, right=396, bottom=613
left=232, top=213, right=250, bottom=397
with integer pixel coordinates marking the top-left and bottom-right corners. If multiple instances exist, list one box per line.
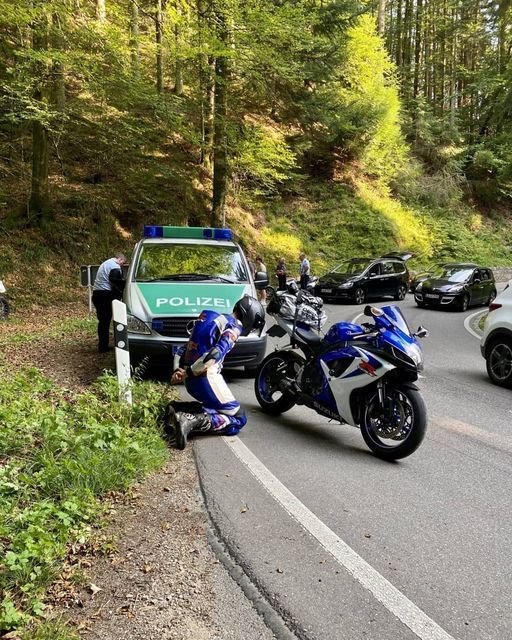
left=92, top=252, right=126, bottom=352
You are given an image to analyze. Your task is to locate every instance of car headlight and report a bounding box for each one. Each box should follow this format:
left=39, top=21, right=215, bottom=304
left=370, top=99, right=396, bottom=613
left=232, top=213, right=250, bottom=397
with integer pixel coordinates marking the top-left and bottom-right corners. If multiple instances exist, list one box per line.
left=449, top=285, right=464, bottom=293
left=338, top=281, right=354, bottom=289
left=127, top=314, right=152, bottom=334
left=415, top=282, right=423, bottom=291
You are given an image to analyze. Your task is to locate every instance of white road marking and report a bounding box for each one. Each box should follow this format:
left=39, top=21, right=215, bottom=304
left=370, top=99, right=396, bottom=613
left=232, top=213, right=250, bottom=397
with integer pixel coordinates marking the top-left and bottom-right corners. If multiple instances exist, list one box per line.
left=224, top=436, right=456, bottom=640
left=463, top=310, right=486, bottom=340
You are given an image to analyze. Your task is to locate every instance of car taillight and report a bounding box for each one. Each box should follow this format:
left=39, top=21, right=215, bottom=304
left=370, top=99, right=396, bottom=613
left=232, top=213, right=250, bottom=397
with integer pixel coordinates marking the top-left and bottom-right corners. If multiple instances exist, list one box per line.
left=489, top=303, right=502, bottom=313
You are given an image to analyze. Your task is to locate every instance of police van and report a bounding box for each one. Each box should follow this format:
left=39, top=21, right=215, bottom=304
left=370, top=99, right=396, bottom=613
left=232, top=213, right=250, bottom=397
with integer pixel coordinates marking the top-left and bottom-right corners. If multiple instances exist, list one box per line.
left=124, top=225, right=268, bottom=371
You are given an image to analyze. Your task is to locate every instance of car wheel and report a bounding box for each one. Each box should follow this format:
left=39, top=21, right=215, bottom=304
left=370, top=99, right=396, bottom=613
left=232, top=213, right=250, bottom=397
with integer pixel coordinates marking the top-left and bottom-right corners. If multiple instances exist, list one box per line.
left=487, top=289, right=497, bottom=305
left=486, top=337, right=512, bottom=388
left=353, top=288, right=365, bottom=305
left=460, top=294, right=470, bottom=312
left=394, top=285, right=407, bottom=301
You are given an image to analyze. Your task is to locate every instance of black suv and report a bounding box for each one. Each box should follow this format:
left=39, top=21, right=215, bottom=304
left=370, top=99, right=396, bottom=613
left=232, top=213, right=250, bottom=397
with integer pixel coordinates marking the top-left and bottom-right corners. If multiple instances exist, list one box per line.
left=414, top=263, right=497, bottom=311
left=315, top=253, right=412, bottom=304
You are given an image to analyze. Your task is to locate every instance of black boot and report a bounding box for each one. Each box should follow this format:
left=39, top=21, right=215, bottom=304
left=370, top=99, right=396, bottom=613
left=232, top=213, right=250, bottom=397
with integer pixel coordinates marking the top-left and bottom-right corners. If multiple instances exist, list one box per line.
left=175, top=411, right=211, bottom=450
left=163, top=403, right=178, bottom=442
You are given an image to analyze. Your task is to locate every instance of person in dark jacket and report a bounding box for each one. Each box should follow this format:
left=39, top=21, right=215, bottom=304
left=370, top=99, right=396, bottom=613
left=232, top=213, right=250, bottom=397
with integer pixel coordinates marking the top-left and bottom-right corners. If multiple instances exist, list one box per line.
left=275, top=257, right=287, bottom=291
left=167, top=296, right=265, bottom=449
left=92, top=253, right=126, bottom=352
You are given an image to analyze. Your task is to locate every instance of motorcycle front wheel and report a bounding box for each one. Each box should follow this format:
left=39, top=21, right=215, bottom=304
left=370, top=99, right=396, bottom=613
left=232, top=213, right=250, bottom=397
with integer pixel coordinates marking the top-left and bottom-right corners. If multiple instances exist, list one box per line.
left=360, top=385, right=427, bottom=460
left=255, top=351, right=305, bottom=415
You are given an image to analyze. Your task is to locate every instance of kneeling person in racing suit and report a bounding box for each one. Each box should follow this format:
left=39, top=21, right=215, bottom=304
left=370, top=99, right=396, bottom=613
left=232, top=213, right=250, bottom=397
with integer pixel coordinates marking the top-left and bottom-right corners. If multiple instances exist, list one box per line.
left=168, top=296, right=265, bottom=449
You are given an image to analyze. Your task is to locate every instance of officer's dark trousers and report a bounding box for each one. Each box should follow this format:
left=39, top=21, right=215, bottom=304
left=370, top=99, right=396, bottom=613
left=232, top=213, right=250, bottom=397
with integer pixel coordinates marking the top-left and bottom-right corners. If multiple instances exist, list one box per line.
left=300, top=274, right=310, bottom=290
left=277, top=274, right=287, bottom=290
left=92, top=290, right=115, bottom=352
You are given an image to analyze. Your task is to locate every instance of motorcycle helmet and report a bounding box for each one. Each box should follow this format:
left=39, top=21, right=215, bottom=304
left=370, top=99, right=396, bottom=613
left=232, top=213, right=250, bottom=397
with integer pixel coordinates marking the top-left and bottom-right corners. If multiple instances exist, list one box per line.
left=233, top=296, right=265, bottom=336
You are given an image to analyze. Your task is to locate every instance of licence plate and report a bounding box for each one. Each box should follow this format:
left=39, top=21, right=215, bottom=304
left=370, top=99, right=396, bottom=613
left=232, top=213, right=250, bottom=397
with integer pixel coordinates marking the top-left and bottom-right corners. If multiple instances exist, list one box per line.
left=425, top=293, right=439, bottom=299
left=321, top=288, right=333, bottom=293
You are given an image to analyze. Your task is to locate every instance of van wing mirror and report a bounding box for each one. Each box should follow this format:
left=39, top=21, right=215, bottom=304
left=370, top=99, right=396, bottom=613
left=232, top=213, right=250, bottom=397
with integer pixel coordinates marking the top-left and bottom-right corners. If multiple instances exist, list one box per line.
left=254, top=270, right=269, bottom=291
left=414, top=326, right=429, bottom=339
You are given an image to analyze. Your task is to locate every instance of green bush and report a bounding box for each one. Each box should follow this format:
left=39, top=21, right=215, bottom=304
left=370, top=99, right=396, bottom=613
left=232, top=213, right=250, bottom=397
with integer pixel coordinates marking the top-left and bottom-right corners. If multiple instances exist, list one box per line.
left=0, top=369, right=171, bottom=634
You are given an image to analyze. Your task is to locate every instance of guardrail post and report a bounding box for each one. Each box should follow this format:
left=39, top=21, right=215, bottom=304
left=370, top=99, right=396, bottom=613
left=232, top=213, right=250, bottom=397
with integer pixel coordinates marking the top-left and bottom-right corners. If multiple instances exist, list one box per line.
left=112, top=299, right=132, bottom=405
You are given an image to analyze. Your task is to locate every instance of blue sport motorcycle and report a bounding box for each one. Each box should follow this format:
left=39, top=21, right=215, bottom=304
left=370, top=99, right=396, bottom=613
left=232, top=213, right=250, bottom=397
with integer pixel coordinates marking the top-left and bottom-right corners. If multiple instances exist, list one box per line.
left=255, top=288, right=428, bottom=460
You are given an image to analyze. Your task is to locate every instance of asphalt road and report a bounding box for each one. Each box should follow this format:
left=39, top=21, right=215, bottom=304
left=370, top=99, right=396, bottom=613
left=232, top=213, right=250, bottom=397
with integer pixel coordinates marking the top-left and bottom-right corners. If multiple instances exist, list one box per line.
left=194, top=295, right=512, bottom=640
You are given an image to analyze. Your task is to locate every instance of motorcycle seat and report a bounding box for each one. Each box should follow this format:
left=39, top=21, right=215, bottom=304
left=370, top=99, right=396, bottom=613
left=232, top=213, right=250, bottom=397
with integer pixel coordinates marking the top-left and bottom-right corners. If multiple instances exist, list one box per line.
left=294, top=326, right=323, bottom=345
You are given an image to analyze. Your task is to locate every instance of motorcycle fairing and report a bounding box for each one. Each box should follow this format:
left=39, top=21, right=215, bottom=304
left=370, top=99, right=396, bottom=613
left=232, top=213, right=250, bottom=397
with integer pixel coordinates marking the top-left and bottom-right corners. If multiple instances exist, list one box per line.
left=320, top=346, right=395, bottom=426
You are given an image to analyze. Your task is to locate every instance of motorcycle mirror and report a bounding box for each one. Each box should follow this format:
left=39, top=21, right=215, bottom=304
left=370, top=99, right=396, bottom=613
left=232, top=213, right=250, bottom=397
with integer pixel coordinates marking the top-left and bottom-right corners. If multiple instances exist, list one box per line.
left=414, top=326, right=429, bottom=338
left=364, top=305, right=384, bottom=317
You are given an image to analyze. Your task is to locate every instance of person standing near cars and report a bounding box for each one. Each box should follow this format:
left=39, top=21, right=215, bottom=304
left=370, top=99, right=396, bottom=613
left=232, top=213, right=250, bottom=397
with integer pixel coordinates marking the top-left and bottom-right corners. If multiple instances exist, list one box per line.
left=275, top=257, right=287, bottom=291
left=299, top=252, right=311, bottom=290
left=92, top=252, right=126, bottom=353
left=255, top=255, right=267, bottom=304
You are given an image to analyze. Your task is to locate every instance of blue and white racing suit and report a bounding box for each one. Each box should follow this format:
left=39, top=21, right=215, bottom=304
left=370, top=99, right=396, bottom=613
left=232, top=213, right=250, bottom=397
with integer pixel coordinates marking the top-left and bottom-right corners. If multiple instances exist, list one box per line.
left=179, top=310, right=247, bottom=436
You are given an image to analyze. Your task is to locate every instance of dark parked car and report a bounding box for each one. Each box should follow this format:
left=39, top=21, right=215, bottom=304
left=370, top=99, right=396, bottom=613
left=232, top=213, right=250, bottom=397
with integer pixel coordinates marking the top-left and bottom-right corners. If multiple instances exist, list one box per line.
left=414, top=263, right=496, bottom=311
left=408, top=262, right=473, bottom=293
left=315, top=253, right=412, bottom=304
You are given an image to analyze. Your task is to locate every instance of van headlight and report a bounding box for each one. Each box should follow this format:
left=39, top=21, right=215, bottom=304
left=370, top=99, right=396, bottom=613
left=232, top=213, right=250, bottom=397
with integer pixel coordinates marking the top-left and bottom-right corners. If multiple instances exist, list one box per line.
left=127, top=314, right=152, bottom=334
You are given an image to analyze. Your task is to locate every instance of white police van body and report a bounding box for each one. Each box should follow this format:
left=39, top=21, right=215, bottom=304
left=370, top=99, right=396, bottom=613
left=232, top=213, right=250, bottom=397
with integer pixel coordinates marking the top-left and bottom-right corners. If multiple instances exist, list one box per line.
left=124, top=226, right=267, bottom=371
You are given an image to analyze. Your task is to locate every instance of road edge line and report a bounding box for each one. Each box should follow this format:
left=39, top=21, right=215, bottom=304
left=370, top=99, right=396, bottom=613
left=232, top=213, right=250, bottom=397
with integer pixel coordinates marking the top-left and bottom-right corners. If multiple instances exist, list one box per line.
left=224, top=436, right=456, bottom=640
left=464, top=310, right=486, bottom=340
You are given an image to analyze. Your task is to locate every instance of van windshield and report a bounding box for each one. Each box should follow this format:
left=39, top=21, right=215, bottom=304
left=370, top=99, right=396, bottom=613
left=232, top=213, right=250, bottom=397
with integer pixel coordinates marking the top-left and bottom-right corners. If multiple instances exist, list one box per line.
left=134, top=243, right=249, bottom=283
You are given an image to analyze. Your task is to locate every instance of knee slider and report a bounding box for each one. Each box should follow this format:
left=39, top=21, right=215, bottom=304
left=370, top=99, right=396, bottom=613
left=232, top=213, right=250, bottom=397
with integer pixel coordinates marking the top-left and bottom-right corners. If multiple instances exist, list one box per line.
left=234, top=406, right=247, bottom=427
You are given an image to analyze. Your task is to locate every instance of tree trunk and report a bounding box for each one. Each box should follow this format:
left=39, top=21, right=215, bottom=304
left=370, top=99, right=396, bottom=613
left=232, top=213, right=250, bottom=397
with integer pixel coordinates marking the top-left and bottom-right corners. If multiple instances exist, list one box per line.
left=413, top=0, right=423, bottom=98
left=156, top=0, right=164, bottom=93
left=52, top=12, right=65, bottom=111
left=377, top=0, right=385, bottom=36
left=96, top=0, right=106, bottom=22
left=29, top=19, right=50, bottom=220
left=130, top=0, right=139, bottom=78
left=211, top=54, right=228, bottom=226
left=174, top=2, right=183, bottom=95
left=211, top=15, right=229, bottom=227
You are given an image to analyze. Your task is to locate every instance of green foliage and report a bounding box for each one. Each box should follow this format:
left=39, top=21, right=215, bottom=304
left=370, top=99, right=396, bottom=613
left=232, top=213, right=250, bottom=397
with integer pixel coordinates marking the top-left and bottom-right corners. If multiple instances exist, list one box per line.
left=0, top=368, right=171, bottom=634
left=232, top=123, right=297, bottom=194
left=343, top=16, right=408, bottom=183
left=254, top=178, right=512, bottom=275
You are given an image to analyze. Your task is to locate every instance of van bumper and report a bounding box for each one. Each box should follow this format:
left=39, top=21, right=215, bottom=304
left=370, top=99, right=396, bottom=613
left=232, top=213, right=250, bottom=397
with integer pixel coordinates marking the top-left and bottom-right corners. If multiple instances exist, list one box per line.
left=127, top=335, right=267, bottom=370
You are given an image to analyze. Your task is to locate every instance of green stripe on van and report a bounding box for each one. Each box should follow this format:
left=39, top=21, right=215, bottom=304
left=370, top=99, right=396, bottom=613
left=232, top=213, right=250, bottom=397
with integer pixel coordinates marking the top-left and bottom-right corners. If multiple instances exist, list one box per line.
left=136, top=283, right=247, bottom=315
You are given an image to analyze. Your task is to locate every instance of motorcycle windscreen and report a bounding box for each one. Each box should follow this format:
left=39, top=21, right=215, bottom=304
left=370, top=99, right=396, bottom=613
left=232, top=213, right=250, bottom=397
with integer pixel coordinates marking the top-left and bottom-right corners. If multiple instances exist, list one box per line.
left=380, top=305, right=412, bottom=336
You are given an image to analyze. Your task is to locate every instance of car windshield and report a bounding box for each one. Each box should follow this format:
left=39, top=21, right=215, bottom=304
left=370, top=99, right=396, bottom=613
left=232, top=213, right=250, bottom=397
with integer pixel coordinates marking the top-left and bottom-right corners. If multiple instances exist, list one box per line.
left=433, top=266, right=474, bottom=282
left=134, top=243, right=249, bottom=283
left=331, top=260, right=371, bottom=276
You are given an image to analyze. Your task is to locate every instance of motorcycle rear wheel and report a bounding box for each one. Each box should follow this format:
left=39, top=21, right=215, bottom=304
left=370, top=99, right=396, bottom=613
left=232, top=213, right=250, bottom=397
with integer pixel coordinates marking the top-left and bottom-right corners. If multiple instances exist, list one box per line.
left=360, top=385, right=427, bottom=460
left=255, top=351, right=304, bottom=415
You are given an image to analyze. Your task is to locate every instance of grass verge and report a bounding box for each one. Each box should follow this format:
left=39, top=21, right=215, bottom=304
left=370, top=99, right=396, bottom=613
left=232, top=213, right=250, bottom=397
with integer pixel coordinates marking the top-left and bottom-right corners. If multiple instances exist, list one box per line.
left=0, top=368, right=173, bottom=636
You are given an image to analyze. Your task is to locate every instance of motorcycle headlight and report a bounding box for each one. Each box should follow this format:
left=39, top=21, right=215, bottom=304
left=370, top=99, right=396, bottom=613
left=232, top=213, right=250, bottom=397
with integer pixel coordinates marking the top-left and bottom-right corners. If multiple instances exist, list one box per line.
left=407, top=343, right=424, bottom=371
left=127, top=314, right=152, bottom=334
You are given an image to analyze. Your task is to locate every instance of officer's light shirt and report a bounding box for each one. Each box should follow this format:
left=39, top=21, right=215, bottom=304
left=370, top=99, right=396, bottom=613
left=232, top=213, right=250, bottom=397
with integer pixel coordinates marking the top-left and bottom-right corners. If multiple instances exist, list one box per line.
left=93, top=258, right=119, bottom=291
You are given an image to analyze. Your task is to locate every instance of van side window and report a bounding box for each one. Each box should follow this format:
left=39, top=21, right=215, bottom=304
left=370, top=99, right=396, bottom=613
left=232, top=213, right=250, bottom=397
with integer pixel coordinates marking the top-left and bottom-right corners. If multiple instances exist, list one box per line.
left=392, top=261, right=405, bottom=274
left=382, top=261, right=395, bottom=275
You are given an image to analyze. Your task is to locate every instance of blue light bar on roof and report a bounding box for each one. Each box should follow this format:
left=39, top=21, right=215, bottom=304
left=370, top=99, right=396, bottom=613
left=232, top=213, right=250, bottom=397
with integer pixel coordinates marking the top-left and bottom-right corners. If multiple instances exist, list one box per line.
left=143, top=225, right=233, bottom=241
